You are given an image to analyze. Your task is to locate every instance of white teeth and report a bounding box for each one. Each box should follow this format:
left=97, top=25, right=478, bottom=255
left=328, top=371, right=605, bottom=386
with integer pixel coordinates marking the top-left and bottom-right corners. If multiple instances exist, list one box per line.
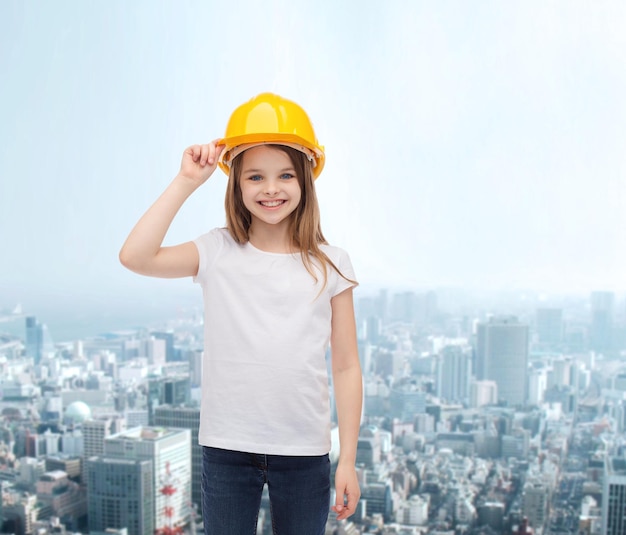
left=261, top=200, right=284, bottom=207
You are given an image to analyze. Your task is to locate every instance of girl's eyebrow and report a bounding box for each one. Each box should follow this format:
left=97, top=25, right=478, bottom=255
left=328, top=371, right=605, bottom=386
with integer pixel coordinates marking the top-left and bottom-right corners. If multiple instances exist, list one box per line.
left=242, top=167, right=296, bottom=174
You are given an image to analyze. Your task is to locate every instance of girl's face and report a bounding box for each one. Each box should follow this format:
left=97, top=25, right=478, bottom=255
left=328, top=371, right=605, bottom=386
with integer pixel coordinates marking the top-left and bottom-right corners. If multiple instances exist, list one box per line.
left=239, top=145, right=302, bottom=230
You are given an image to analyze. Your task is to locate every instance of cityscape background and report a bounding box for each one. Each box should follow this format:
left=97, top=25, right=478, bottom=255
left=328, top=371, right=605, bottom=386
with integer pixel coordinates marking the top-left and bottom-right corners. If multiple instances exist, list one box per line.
left=2, top=1, right=626, bottom=535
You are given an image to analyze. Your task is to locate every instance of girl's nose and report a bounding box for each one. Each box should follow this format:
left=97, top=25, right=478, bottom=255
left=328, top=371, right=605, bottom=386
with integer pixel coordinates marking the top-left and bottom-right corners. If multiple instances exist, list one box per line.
left=264, top=179, right=279, bottom=195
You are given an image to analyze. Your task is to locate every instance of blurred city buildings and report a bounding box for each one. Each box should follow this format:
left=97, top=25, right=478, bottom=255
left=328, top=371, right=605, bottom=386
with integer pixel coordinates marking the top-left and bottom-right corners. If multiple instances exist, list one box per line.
left=0, top=287, right=625, bottom=534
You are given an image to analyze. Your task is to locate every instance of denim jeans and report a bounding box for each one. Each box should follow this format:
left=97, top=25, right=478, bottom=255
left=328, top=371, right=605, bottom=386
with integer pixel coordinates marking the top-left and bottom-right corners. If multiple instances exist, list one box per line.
left=201, top=446, right=330, bottom=535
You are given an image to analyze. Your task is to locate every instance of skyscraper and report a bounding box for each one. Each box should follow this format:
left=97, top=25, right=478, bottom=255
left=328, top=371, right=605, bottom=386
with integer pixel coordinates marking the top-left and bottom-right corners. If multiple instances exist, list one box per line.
left=436, top=345, right=471, bottom=403
left=25, top=316, right=44, bottom=365
left=147, top=376, right=190, bottom=425
left=86, top=456, right=154, bottom=535
left=602, top=456, right=626, bottom=535
left=535, top=308, right=563, bottom=348
left=82, top=417, right=123, bottom=484
left=476, top=316, right=529, bottom=407
left=591, top=291, right=614, bottom=352
left=522, top=480, right=549, bottom=530
left=102, top=426, right=192, bottom=532
left=153, top=405, right=202, bottom=510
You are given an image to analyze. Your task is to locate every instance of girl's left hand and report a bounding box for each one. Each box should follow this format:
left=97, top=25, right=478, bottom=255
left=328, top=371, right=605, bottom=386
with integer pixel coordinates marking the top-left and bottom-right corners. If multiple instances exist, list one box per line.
left=332, top=463, right=360, bottom=520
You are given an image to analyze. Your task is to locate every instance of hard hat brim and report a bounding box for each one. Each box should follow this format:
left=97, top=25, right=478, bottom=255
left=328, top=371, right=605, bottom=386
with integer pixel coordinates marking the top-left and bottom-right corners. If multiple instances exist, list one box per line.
left=217, top=134, right=325, bottom=178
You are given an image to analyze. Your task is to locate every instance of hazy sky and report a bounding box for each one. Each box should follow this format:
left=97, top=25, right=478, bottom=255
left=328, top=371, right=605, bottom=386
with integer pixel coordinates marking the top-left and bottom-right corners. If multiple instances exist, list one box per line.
left=1, top=0, right=625, bottom=312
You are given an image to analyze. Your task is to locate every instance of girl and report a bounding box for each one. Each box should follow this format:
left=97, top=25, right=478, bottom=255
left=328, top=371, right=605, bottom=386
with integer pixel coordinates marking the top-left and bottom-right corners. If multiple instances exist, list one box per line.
left=119, top=93, right=363, bottom=534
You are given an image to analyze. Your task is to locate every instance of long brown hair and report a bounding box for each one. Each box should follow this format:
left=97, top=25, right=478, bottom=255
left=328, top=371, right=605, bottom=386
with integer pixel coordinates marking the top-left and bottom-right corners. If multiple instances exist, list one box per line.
left=224, top=144, right=355, bottom=290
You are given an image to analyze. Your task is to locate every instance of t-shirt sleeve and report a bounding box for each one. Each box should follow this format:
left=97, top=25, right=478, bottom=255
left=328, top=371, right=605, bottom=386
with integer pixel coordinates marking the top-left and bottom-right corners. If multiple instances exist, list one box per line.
left=331, top=247, right=358, bottom=297
left=193, top=228, right=225, bottom=285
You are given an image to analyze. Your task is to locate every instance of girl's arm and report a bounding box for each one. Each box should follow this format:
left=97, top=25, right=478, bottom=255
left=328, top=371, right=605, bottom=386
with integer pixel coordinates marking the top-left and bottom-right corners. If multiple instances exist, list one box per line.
left=330, top=287, right=363, bottom=521
left=119, top=142, right=223, bottom=278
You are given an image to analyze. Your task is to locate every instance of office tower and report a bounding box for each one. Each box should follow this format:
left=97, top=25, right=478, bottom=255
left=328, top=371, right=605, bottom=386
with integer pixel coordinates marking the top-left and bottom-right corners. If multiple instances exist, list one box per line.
left=476, top=316, right=529, bottom=406
left=153, top=405, right=201, bottom=510
left=549, top=357, right=573, bottom=389
left=152, top=331, right=176, bottom=361
left=356, top=426, right=382, bottom=469
left=365, top=315, right=382, bottom=345
left=82, top=418, right=119, bottom=483
left=535, top=308, right=563, bottom=347
left=591, top=291, right=614, bottom=352
left=602, top=456, right=626, bottom=535
left=147, top=376, right=190, bottom=424
left=389, top=381, right=427, bottom=422
left=25, top=316, right=44, bottom=364
left=86, top=456, right=154, bottom=535
left=103, top=426, right=192, bottom=532
left=522, top=480, right=549, bottom=530
left=436, top=345, right=471, bottom=403
left=185, top=348, right=203, bottom=388
left=470, top=380, right=498, bottom=408
left=361, top=481, right=393, bottom=522
left=477, top=501, right=505, bottom=531
left=527, top=368, right=547, bottom=406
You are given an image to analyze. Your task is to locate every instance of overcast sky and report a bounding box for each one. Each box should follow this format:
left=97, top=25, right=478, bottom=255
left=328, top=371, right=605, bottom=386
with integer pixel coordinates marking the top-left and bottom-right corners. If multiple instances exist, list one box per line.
left=1, top=0, right=625, bottom=313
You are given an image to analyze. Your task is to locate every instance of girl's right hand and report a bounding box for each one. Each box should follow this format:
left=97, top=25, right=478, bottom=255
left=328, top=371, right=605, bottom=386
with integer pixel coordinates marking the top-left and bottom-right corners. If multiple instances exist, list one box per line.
left=178, top=140, right=225, bottom=185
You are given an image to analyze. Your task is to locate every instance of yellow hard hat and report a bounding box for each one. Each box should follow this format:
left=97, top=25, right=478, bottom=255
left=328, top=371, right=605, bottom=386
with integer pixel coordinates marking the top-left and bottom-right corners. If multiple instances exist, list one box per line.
left=218, top=92, right=325, bottom=178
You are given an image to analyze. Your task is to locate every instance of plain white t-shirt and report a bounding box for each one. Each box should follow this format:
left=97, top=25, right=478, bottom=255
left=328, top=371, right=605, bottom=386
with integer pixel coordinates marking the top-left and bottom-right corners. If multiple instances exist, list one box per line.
left=193, top=228, right=357, bottom=455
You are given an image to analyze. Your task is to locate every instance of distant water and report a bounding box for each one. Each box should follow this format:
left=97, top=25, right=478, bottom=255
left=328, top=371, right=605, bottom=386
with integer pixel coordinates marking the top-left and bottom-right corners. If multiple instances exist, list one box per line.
left=1, top=294, right=203, bottom=344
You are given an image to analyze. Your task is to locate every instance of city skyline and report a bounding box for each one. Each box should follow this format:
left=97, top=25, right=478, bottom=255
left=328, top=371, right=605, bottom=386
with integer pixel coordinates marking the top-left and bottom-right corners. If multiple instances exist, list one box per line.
left=1, top=1, right=626, bottom=312
left=2, top=277, right=625, bottom=533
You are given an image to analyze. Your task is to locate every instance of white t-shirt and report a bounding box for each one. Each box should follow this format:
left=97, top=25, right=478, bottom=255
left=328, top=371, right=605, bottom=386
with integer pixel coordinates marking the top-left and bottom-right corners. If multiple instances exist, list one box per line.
left=193, top=228, right=357, bottom=455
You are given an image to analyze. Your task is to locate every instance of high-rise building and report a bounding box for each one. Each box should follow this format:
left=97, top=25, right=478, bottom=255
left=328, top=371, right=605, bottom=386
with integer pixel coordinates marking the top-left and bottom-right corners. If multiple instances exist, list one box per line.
left=365, top=315, right=382, bottom=345
left=82, top=417, right=123, bottom=483
left=86, top=456, right=154, bottom=535
left=361, top=481, right=393, bottom=522
left=25, top=316, right=44, bottom=365
left=357, top=426, right=383, bottom=469
left=591, top=291, right=614, bottom=352
left=527, top=368, right=547, bottom=406
left=602, top=456, right=626, bottom=535
left=436, top=345, right=471, bottom=403
left=151, top=330, right=176, bottom=361
left=470, top=380, right=498, bottom=408
left=476, top=316, right=529, bottom=407
left=535, top=308, right=563, bottom=347
left=153, top=405, right=202, bottom=510
left=549, top=357, right=573, bottom=389
left=185, top=348, right=203, bottom=388
left=103, top=426, right=192, bottom=532
left=522, top=480, right=549, bottom=530
left=147, top=376, right=190, bottom=424
left=389, top=381, right=427, bottom=422
left=477, top=501, right=505, bottom=530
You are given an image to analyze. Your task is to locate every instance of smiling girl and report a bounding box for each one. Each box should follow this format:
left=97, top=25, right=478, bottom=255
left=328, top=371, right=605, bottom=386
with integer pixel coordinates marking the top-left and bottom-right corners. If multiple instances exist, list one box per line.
left=119, top=93, right=363, bottom=534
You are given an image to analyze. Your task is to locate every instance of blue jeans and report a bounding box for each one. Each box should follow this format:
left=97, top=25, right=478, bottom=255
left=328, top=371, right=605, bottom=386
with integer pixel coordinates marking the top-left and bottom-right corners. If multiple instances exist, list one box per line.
left=201, top=446, right=330, bottom=535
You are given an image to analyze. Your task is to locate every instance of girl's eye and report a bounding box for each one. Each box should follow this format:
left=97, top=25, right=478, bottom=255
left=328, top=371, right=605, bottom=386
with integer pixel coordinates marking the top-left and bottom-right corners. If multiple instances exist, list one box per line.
left=248, top=175, right=262, bottom=181
left=280, top=173, right=295, bottom=180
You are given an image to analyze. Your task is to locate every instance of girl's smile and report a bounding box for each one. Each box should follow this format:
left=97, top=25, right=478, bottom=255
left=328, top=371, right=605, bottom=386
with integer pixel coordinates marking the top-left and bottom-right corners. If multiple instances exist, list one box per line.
left=240, top=145, right=302, bottom=228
